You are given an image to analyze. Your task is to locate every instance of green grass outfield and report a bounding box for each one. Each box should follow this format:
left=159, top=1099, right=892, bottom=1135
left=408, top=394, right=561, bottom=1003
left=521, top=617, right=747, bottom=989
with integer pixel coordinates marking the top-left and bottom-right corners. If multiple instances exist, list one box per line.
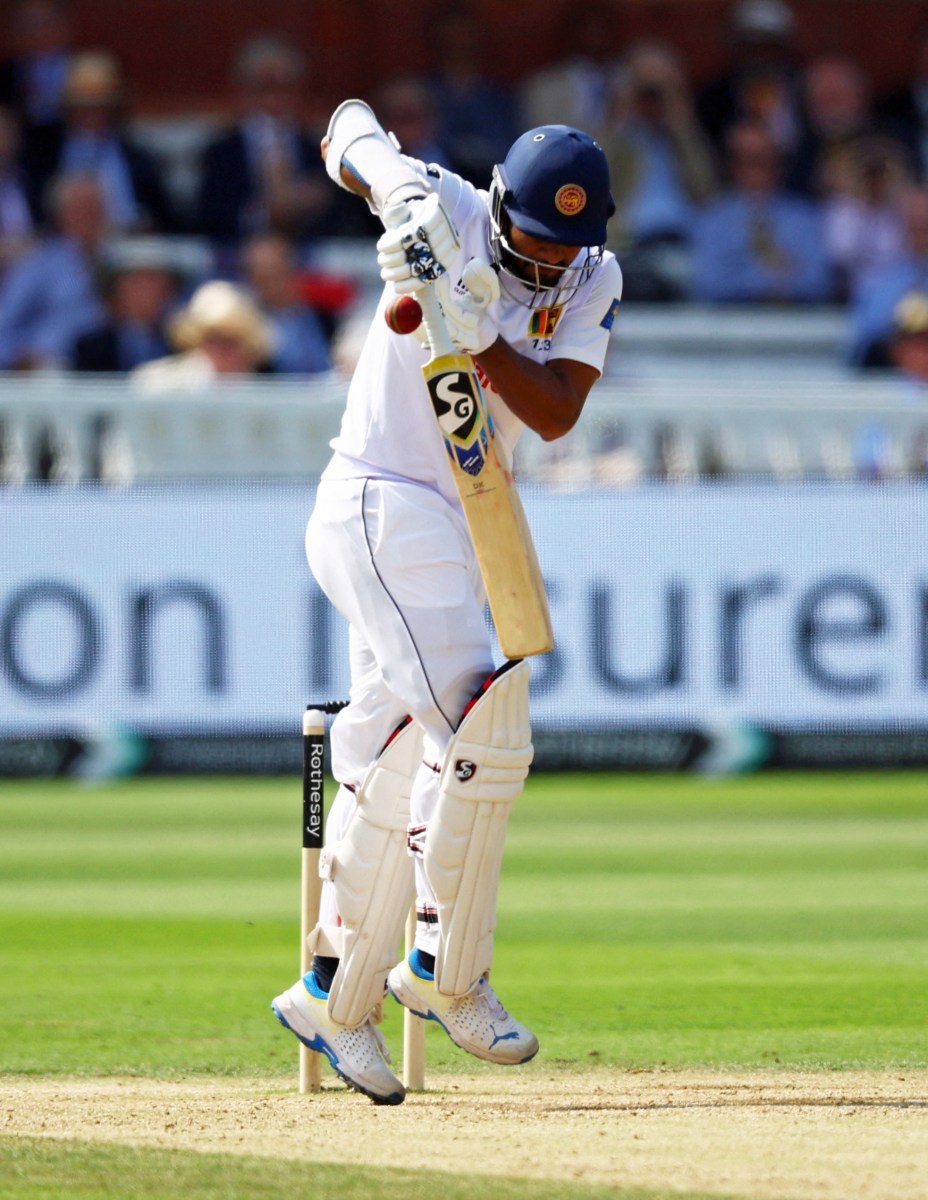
left=1, top=770, right=926, bottom=1077
left=0, top=1138, right=742, bottom=1200
left=1, top=771, right=927, bottom=1200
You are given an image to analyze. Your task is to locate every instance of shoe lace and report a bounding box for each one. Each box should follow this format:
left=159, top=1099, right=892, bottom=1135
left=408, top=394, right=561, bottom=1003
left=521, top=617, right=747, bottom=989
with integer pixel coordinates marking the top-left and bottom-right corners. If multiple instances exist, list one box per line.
left=474, top=976, right=508, bottom=1022
left=369, top=1020, right=394, bottom=1065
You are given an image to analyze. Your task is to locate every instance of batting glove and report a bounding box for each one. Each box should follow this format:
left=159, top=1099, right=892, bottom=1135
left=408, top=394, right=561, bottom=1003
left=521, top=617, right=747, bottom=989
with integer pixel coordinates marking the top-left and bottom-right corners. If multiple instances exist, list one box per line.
left=377, top=193, right=460, bottom=294
left=436, top=258, right=501, bottom=356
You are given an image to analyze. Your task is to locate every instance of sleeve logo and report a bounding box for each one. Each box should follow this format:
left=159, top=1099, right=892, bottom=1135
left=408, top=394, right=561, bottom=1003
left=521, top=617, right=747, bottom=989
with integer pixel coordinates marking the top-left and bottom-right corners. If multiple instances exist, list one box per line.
left=600, top=297, right=621, bottom=330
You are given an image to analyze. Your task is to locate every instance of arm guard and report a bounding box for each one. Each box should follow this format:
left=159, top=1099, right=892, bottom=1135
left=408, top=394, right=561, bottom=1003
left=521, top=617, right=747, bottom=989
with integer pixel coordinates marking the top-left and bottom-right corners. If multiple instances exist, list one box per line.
left=325, top=98, right=427, bottom=212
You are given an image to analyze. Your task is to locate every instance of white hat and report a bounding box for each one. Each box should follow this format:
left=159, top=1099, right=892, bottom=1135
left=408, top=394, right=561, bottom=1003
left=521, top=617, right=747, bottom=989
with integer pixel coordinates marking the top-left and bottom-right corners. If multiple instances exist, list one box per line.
left=168, top=281, right=273, bottom=360
left=893, top=290, right=928, bottom=338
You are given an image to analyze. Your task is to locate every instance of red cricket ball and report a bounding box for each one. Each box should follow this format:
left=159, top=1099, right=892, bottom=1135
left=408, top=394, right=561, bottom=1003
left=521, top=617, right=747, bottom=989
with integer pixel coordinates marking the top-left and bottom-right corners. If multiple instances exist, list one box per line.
left=384, top=294, right=423, bottom=335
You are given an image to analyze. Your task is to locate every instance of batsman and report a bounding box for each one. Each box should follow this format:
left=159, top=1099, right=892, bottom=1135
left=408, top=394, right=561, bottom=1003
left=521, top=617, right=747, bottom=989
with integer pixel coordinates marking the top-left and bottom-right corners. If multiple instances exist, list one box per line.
left=272, top=96, right=623, bottom=1104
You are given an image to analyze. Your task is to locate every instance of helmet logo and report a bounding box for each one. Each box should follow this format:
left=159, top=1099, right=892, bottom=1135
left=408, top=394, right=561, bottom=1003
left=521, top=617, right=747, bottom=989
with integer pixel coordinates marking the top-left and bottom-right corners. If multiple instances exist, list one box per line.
left=555, top=184, right=587, bottom=216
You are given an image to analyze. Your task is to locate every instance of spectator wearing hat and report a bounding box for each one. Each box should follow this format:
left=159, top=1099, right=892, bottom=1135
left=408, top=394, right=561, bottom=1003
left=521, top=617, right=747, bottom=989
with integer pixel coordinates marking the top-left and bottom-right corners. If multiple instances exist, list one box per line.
left=846, top=186, right=928, bottom=367
left=71, top=238, right=184, bottom=372
left=0, top=169, right=106, bottom=369
left=130, top=280, right=274, bottom=392
left=22, top=49, right=176, bottom=234
left=696, top=0, right=804, bottom=159
left=887, top=290, right=928, bottom=381
left=194, top=35, right=340, bottom=253
left=853, top=290, right=928, bottom=478
left=690, top=117, right=831, bottom=304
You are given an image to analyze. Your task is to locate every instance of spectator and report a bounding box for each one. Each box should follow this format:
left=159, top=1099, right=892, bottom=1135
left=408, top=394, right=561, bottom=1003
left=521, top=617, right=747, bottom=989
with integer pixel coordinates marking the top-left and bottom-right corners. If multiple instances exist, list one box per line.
left=846, top=187, right=928, bottom=368
left=374, top=76, right=452, bottom=170
left=22, top=50, right=177, bottom=233
left=518, top=1, right=624, bottom=134
left=691, top=118, right=832, bottom=304
left=194, top=34, right=337, bottom=253
left=886, top=290, right=928, bottom=382
left=877, top=21, right=928, bottom=181
left=0, top=0, right=73, bottom=135
left=696, top=0, right=803, bottom=159
left=852, top=290, right=928, bottom=477
left=601, top=41, right=718, bottom=300
left=788, top=53, right=899, bottom=196
left=426, top=6, right=518, bottom=188
left=241, top=233, right=330, bottom=374
left=0, top=105, right=37, bottom=276
left=71, top=238, right=183, bottom=372
left=0, top=169, right=106, bottom=370
left=822, top=135, right=910, bottom=300
left=790, top=56, right=913, bottom=298
left=130, top=280, right=273, bottom=391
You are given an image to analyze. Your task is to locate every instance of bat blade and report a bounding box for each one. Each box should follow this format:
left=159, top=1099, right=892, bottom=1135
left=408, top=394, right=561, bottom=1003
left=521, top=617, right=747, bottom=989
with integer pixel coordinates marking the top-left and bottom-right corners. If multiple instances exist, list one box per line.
left=377, top=199, right=554, bottom=659
left=423, top=352, right=489, bottom=474
left=421, top=353, right=554, bottom=659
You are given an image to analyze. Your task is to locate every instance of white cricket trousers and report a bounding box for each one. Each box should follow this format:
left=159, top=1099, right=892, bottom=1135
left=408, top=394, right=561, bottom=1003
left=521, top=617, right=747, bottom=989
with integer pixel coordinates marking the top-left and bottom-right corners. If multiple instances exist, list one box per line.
left=306, top=475, right=496, bottom=956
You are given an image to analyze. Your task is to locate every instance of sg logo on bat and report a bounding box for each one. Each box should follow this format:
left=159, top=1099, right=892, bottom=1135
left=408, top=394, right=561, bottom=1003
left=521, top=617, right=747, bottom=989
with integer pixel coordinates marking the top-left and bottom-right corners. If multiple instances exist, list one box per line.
left=425, top=355, right=489, bottom=477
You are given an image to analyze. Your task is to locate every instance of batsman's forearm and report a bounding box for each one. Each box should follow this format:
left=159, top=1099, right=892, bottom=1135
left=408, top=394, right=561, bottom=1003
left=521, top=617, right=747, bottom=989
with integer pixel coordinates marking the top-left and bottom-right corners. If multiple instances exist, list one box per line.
left=474, top=338, right=594, bottom=441
left=321, top=135, right=374, bottom=202
left=340, top=164, right=373, bottom=201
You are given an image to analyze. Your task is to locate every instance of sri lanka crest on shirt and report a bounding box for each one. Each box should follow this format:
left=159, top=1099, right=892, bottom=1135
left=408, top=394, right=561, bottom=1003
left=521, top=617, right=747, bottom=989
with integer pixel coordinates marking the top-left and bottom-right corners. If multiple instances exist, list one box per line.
left=529, top=305, right=564, bottom=338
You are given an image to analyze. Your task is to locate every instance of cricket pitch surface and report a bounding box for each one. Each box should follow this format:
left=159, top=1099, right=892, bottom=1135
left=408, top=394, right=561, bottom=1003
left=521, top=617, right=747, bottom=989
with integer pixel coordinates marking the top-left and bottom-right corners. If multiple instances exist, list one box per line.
left=3, top=1068, right=926, bottom=1200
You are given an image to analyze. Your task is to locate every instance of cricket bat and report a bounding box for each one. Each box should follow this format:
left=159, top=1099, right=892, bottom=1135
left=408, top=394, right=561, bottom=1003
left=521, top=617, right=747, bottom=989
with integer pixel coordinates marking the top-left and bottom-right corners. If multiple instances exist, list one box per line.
left=416, top=284, right=553, bottom=658
left=381, top=204, right=554, bottom=659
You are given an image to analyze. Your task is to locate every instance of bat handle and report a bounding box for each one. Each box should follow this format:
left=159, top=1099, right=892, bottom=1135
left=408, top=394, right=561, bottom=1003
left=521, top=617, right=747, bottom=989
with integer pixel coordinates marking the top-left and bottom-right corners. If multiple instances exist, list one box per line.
left=382, top=200, right=456, bottom=359
left=417, top=285, right=455, bottom=358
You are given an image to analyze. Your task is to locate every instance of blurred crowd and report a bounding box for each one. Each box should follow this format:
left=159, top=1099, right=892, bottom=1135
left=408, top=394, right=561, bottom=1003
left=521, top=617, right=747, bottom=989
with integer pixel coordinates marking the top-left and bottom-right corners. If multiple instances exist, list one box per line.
left=2, top=0, right=928, bottom=383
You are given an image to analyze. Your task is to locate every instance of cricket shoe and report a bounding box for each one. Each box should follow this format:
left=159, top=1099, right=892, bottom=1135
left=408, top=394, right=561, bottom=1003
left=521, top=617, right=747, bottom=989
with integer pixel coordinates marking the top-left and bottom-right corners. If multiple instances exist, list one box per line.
left=271, top=972, right=405, bottom=1105
left=387, top=949, right=539, bottom=1065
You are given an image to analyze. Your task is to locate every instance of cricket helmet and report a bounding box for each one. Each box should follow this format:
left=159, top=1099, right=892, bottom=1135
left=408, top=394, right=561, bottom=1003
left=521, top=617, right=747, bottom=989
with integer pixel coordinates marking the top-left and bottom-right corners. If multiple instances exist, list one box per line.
left=489, top=125, right=615, bottom=306
left=493, top=125, right=615, bottom=246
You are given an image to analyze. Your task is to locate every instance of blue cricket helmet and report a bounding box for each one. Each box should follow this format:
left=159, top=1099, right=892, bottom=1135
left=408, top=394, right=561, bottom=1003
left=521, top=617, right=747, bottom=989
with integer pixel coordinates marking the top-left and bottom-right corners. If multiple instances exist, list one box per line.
left=494, top=125, right=615, bottom=247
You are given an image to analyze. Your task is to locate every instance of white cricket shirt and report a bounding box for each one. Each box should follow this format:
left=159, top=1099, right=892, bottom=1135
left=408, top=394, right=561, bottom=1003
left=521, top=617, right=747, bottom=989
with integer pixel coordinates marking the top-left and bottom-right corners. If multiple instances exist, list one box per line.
left=323, top=158, right=623, bottom=509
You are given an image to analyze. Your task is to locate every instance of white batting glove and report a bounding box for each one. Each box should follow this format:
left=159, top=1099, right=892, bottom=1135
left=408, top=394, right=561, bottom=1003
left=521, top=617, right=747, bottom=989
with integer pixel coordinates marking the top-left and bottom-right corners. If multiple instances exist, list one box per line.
left=377, top=193, right=460, bottom=294
left=436, top=258, right=501, bottom=355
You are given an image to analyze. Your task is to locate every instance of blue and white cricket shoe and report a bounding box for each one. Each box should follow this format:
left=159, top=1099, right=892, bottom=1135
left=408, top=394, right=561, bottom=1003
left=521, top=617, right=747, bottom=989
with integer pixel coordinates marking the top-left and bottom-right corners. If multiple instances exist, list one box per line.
left=271, top=972, right=405, bottom=1105
left=388, top=950, right=539, bottom=1065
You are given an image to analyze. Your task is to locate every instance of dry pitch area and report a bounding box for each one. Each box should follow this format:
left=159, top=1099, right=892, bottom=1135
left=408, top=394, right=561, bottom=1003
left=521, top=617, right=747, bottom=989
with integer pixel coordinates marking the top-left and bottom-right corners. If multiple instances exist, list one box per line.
left=3, top=1068, right=927, bottom=1200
